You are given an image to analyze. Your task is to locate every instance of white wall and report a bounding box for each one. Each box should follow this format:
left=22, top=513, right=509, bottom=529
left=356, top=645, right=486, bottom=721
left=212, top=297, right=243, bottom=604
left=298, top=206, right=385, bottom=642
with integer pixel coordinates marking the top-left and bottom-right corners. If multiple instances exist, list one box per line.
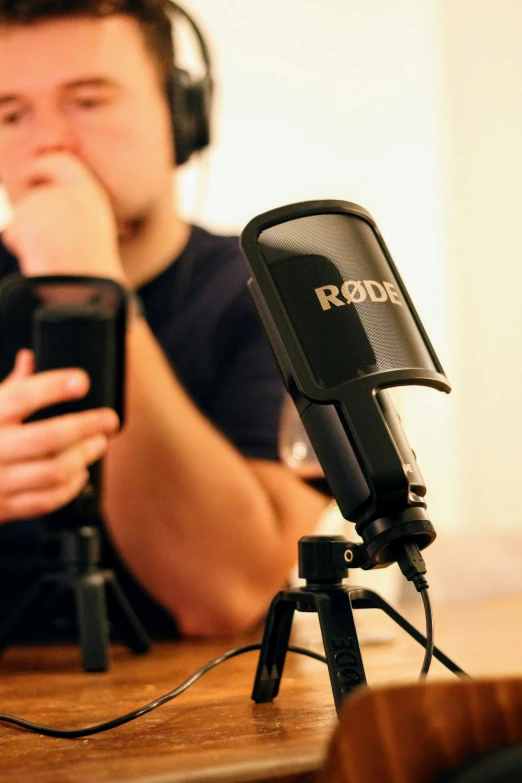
left=180, top=0, right=458, bottom=531
left=439, top=0, right=522, bottom=533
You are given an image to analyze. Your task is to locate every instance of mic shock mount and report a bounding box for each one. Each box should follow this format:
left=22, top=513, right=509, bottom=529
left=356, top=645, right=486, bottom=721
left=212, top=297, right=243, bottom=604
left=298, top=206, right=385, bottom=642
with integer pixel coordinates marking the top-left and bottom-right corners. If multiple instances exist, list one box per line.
left=252, top=535, right=466, bottom=714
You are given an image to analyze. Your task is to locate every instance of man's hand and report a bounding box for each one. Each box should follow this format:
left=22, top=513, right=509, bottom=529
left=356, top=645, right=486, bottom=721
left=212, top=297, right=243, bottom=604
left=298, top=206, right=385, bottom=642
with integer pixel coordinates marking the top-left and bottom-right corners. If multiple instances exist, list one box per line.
left=0, top=350, right=120, bottom=523
left=3, top=152, right=127, bottom=283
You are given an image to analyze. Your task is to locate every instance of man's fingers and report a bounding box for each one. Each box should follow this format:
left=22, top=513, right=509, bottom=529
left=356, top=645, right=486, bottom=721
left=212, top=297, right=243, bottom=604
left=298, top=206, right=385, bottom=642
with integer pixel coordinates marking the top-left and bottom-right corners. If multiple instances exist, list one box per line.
left=4, top=349, right=34, bottom=382
left=1, top=433, right=109, bottom=497
left=0, top=368, right=90, bottom=425
left=0, top=470, right=91, bottom=523
left=0, top=408, right=118, bottom=523
left=19, top=151, right=96, bottom=193
left=0, top=407, right=119, bottom=463
left=11, top=349, right=35, bottom=379
left=14, top=152, right=111, bottom=208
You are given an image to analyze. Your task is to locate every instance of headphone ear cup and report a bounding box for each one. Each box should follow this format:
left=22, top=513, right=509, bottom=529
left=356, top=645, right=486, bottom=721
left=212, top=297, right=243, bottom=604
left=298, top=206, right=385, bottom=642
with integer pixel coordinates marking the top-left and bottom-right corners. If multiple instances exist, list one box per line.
left=168, top=67, right=212, bottom=166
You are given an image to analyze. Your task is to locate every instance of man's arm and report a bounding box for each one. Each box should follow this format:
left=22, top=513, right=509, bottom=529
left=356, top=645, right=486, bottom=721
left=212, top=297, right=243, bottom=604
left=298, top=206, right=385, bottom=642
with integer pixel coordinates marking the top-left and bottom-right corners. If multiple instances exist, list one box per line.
left=104, top=318, right=329, bottom=636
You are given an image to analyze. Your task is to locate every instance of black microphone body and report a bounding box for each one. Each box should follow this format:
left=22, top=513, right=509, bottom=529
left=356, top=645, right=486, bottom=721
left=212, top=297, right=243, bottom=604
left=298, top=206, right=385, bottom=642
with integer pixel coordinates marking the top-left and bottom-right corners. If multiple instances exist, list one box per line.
left=241, top=200, right=450, bottom=568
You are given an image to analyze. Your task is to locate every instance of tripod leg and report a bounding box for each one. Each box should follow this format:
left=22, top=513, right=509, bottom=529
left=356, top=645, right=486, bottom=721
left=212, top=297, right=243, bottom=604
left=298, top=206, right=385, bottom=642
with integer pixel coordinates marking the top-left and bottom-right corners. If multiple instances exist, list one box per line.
left=252, top=592, right=296, bottom=704
left=74, top=572, right=110, bottom=672
left=314, top=590, right=367, bottom=713
left=348, top=586, right=466, bottom=676
left=105, top=572, right=151, bottom=654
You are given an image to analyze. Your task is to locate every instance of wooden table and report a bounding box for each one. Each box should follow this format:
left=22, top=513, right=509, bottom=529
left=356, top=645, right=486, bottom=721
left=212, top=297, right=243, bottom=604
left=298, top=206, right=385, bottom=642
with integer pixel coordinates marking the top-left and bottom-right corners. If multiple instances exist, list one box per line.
left=0, top=591, right=519, bottom=783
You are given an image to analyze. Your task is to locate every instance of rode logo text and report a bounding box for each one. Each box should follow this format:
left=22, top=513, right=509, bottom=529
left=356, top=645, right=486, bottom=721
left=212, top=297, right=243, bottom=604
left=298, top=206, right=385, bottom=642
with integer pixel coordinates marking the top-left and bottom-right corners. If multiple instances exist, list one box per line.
left=315, top=281, right=402, bottom=311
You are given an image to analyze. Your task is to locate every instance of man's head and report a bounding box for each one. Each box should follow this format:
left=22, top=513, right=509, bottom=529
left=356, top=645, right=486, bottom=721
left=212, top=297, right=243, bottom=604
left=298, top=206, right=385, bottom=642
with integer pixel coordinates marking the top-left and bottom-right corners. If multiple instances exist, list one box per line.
left=0, top=0, right=184, bottom=233
left=0, top=1, right=175, bottom=90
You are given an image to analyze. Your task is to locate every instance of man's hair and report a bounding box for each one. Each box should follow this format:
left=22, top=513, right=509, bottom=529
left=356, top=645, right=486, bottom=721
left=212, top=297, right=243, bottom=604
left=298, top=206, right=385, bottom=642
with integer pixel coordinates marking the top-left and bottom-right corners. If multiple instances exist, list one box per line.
left=0, top=1, right=175, bottom=87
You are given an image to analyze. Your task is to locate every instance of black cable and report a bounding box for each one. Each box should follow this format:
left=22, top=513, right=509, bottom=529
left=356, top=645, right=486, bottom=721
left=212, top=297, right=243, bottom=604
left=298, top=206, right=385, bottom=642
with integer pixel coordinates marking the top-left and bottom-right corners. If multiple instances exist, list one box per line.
left=0, top=644, right=327, bottom=739
left=394, top=541, right=435, bottom=679
left=418, top=587, right=434, bottom=678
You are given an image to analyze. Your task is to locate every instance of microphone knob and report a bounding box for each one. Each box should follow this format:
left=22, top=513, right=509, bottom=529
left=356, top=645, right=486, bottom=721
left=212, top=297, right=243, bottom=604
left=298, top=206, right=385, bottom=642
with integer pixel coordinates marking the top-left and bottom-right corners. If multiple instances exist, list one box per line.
left=363, top=509, right=436, bottom=566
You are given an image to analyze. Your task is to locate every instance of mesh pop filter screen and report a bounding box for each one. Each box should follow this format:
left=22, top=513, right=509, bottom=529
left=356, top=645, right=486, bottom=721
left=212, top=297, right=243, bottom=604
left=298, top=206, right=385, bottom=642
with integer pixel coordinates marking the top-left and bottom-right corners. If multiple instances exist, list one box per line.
left=258, top=212, right=436, bottom=388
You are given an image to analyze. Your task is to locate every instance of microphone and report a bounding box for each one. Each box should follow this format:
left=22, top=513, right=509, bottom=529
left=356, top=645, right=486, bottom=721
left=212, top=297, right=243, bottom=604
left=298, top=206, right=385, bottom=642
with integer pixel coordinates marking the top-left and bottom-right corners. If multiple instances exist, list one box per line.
left=0, top=274, right=128, bottom=523
left=240, top=200, right=450, bottom=572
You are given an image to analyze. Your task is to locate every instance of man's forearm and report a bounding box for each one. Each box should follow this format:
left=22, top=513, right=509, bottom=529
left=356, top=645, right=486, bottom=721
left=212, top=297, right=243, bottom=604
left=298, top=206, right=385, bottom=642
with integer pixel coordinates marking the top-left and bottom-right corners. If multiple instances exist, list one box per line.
left=103, top=319, right=327, bottom=635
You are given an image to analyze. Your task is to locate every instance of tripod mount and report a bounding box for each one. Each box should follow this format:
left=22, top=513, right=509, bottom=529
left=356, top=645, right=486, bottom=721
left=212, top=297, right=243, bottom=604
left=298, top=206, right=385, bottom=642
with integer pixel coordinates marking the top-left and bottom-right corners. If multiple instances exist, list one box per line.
left=0, top=471, right=151, bottom=672
left=252, top=535, right=465, bottom=714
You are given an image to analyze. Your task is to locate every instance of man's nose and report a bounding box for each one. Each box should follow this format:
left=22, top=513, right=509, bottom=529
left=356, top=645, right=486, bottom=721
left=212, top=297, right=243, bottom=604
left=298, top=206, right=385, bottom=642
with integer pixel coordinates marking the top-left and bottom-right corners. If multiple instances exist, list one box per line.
left=30, top=108, right=79, bottom=156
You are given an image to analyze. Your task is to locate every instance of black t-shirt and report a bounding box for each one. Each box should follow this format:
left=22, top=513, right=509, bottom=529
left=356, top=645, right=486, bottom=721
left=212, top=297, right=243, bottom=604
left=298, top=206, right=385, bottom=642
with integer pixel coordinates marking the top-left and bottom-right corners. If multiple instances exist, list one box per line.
left=0, top=224, right=285, bottom=640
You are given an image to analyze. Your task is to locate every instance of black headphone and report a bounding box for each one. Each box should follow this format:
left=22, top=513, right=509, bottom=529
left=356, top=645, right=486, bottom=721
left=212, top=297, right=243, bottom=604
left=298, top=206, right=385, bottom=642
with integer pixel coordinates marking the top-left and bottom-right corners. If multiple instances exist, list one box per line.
left=165, top=1, right=214, bottom=166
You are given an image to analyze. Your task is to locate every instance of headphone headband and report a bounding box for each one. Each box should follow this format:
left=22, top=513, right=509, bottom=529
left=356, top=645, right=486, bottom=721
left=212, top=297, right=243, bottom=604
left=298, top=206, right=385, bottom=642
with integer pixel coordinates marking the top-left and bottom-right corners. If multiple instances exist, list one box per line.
left=167, top=0, right=213, bottom=77
left=166, top=1, right=214, bottom=166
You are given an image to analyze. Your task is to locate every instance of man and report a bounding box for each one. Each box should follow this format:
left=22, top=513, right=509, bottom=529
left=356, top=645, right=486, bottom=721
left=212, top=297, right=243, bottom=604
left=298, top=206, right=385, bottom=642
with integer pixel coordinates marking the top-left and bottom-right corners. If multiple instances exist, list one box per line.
left=0, top=0, right=327, bottom=638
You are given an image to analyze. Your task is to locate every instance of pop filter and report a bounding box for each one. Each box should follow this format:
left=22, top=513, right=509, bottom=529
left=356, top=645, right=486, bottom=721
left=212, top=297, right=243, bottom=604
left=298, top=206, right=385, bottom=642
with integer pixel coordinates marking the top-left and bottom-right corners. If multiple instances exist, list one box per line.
left=241, top=200, right=451, bottom=567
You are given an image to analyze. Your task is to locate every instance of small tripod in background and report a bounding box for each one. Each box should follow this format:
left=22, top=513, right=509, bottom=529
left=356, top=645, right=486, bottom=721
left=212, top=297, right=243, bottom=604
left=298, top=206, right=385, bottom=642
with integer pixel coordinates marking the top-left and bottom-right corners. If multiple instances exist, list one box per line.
left=0, top=464, right=151, bottom=672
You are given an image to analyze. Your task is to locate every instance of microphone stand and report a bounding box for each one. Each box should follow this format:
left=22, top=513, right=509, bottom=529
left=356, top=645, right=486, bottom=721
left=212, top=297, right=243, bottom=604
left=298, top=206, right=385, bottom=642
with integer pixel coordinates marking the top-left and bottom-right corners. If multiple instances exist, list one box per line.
left=0, top=462, right=151, bottom=672
left=252, top=535, right=465, bottom=714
